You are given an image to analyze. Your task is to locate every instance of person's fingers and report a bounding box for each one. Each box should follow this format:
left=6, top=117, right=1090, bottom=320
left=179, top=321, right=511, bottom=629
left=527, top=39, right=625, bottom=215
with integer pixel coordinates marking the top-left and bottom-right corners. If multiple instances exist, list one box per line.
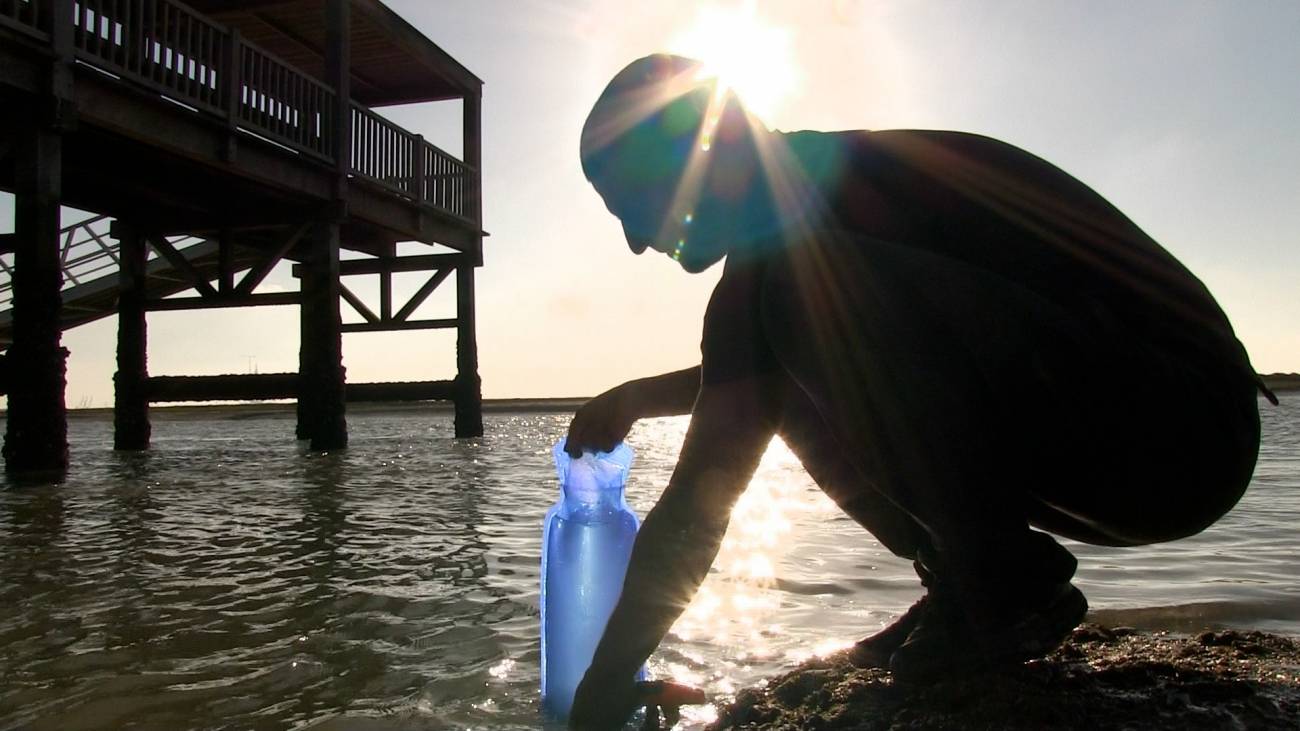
left=640, top=704, right=660, bottom=731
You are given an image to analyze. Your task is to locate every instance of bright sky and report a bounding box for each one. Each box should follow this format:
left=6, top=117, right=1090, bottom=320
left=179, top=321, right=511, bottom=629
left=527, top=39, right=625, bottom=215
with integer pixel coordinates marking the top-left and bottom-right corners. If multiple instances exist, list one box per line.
left=3, top=0, right=1298, bottom=407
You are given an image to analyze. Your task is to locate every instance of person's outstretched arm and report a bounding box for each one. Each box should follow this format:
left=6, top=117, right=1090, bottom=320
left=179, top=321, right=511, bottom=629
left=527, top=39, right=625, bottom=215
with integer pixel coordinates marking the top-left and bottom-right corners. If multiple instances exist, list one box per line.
left=568, top=372, right=781, bottom=729
left=565, top=366, right=702, bottom=456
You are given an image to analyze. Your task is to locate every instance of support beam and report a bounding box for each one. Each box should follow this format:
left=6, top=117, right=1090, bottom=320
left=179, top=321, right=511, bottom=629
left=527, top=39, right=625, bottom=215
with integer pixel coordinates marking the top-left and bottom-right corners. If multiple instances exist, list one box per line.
left=454, top=263, right=482, bottom=438
left=292, top=253, right=468, bottom=277
left=340, top=318, right=456, bottom=334
left=3, top=125, right=69, bottom=477
left=113, top=223, right=150, bottom=450
left=234, top=223, right=308, bottom=295
left=145, top=292, right=302, bottom=311
left=326, top=0, right=351, bottom=199
left=218, top=229, right=235, bottom=294
left=146, top=375, right=457, bottom=404
left=339, top=282, right=379, bottom=324
left=464, top=90, right=484, bottom=263
left=151, top=373, right=298, bottom=402
left=297, top=217, right=348, bottom=449
left=149, top=235, right=218, bottom=298
left=455, top=89, right=484, bottom=438
left=393, top=267, right=452, bottom=322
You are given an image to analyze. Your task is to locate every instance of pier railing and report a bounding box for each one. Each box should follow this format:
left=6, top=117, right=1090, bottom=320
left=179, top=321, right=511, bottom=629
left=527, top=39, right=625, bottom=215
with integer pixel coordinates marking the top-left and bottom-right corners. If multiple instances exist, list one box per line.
left=0, top=0, right=45, bottom=37
left=6, top=0, right=472, bottom=219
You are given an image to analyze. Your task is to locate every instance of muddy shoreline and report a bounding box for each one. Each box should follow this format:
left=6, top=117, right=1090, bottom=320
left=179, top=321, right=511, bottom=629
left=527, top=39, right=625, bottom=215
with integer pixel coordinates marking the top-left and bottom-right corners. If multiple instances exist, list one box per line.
left=707, top=625, right=1299, bottom=730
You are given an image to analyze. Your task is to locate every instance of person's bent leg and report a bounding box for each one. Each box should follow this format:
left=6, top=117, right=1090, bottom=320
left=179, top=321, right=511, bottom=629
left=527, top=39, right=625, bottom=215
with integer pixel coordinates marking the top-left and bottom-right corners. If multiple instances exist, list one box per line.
left=763, top=234, right=1088, bottom=675
left=776, top=378, right=934, bottom=667
left=777, top=378, right=926, bottom=560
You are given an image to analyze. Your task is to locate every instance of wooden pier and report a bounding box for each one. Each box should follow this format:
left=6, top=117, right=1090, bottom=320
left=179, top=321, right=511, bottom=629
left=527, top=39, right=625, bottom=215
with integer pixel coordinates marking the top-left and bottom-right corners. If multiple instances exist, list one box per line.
left=0, top=0, right=485, bottom=477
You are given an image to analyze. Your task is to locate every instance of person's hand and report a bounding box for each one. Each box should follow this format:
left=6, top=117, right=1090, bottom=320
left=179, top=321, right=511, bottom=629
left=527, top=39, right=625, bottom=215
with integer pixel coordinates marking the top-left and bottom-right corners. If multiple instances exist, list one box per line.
left=566, top=384, right=638, bottom=457
left=568, top=670, right=639, bottom=730
left=637, top=681, right=708, bottom=730
left=568, top=674, right=706, bottom=730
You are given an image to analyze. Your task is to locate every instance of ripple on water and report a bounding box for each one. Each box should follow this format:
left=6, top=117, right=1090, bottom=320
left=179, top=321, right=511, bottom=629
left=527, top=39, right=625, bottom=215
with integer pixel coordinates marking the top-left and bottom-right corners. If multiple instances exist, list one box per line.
left=2, top=401, right=1299, bottom=729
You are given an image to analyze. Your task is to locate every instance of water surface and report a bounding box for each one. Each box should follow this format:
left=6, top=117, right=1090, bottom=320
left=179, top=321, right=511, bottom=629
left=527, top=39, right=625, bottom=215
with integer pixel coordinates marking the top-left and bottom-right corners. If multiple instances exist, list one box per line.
left=2, top=395, right=1297, bottom=729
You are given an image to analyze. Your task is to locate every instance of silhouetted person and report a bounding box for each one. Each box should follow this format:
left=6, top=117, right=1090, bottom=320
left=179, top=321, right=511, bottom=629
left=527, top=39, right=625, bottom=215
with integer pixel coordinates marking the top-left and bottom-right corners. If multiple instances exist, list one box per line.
left=565, top=55, right=1272, bottom=729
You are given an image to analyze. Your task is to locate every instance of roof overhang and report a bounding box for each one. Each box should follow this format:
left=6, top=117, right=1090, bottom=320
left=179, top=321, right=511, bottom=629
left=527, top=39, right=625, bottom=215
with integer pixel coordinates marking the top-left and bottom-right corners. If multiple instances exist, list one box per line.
left=186, top=0, right=482, bottom=106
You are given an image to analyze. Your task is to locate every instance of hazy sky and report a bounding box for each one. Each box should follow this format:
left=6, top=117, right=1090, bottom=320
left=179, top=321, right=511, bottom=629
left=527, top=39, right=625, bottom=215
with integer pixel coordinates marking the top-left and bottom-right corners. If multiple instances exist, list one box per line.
left=3, top=0, right=1298, bottom=407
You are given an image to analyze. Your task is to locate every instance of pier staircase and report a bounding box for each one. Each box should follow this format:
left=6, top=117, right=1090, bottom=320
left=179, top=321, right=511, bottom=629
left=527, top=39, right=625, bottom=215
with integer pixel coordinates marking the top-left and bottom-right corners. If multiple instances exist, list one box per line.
left=0, top=215, right=265, bottom=351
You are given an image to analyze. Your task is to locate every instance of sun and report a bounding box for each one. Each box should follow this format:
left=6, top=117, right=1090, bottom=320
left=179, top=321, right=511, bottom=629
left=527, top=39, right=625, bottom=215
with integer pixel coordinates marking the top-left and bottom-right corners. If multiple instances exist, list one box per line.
left=667, top=2, right=798, bottom=124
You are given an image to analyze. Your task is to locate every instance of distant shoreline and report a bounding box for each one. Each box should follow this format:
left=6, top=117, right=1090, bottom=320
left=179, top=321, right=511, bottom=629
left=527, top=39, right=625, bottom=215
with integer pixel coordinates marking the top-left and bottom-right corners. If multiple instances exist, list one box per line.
left=1262, top=372, right=1300, bottom=392
left=57, top=397, right=592, bottom=421
left=18, top=372, right=1300, bottom=420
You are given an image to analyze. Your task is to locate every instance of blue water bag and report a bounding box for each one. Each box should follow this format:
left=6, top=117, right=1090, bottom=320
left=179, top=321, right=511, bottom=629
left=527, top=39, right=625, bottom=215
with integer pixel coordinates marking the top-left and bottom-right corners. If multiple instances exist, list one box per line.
left=540, top=438, right=645, bottom=718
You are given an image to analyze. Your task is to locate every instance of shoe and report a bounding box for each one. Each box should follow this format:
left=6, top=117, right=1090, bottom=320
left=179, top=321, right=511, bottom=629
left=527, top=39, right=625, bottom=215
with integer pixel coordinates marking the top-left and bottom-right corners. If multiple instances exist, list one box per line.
left=848, top=595, right=928, bottom=669
left=889, top=582, right=1088, bottom=682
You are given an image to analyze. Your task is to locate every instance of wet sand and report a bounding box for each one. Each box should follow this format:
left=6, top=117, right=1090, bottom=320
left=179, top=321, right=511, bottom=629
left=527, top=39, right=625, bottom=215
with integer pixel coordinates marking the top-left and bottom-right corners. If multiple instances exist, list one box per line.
left=708, top=625, right=1300, bottom=730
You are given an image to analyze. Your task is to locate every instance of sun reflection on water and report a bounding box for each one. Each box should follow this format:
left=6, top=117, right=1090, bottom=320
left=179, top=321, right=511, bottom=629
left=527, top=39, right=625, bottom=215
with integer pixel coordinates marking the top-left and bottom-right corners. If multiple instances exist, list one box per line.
left=648, top=433, right=844, bottom=707
left=627, top=418, right=847, bottom=723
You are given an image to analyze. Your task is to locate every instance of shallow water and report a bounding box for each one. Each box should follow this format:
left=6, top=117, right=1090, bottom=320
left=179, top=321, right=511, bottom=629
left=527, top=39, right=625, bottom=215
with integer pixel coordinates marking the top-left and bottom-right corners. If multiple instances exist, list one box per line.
left=2, top=394, right=1297, bottom=730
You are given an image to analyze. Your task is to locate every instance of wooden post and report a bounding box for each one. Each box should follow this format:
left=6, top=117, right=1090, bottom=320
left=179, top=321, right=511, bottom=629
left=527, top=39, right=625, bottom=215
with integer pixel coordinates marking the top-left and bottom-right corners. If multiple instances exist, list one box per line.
left=221, top=28, right=241, bottom=162
left=113, top=222, right=150, bottom=450
left=413, top=134, right=426, bottom=203
left=294, top=0, right=350, bottom=448
left=218, top=228, right=234, bottom=294
left=325, top=0, right=350, bottom=198
left=454, top=90, right=484, bottom=438
left=46, top=0, right=76, bottom=130
left=454, top=262, right=482, bottom=438
left=297, top=216, right=348, bottom=450
left=3, top=125, right=68, bottom=477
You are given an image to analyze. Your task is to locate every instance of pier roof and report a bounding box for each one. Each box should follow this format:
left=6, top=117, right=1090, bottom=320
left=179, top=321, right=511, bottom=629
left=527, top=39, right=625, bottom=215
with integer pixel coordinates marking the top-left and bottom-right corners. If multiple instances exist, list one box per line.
left=188, top=0, right=482, bottom=106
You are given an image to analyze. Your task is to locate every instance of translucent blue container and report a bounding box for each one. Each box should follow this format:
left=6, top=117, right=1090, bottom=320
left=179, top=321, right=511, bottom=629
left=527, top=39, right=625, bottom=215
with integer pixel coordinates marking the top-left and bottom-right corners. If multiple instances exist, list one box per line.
left=540, top=439, right=645, bottom=718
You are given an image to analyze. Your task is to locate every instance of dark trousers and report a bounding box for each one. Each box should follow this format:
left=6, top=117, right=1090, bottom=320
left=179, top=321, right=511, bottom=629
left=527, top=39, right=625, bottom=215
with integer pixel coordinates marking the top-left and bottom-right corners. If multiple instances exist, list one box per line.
left=764, top=235, right=1261, bottom=595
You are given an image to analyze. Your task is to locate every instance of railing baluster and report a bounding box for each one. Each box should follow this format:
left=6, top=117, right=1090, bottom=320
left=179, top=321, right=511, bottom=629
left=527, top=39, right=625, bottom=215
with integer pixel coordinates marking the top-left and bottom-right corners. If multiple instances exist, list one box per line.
left=73, top=0, right=85, bottom=54
left=290, top=68, right=300, bottom=146
left=126, top=0, right=138, bottom=73
left=188, top=12, right=197, bottom=99
left=144, top=0, right=153, bottom=77
left=252, top=49, right=262, bottom=126
left=200, top=20, right=210, bottom=103
left=157, top=0, right=166, bottom=87
left=108, top=0, right=119, bottom=65
left=169, top=3, right=179, bottom=94
left=241, top=45, right=251, bottom=122
left=161, top=0, right=171, bottom=89
left=115, top=0, right=125, bottom=66
left=128, top=0, right=137, bottom=73
left=94, top=1, right=104, bottom=58
left=82, top=0, right=94, bottom=57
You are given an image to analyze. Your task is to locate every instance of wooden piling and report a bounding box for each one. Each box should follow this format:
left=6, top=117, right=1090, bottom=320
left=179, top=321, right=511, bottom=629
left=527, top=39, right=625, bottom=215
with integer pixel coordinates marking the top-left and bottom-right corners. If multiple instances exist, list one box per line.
left=113, top=222, right=150, bottom=451
left=297, top=218, right=348, bottom=450
left=455, top=90, right=484, bottom=438
left=3, top=126, right=69, bottom=477
left=454, top=262, right=483, bottom=438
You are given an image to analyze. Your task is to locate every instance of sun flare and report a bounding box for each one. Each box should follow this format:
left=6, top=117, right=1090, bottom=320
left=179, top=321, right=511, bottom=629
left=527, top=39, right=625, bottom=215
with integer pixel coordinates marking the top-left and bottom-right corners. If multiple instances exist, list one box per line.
left=668, top=2, right=798, bottom=124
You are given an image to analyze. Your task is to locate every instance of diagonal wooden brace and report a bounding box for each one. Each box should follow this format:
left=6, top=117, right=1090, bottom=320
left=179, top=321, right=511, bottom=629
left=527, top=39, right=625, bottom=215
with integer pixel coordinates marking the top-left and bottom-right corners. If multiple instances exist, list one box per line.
left=148, top=234, right=217, bottom=298
left=394, top=267, right=452, bottom=322
left=235, top=222, right=309, bottom=296
left=339, top=281, right=379, bottom=323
